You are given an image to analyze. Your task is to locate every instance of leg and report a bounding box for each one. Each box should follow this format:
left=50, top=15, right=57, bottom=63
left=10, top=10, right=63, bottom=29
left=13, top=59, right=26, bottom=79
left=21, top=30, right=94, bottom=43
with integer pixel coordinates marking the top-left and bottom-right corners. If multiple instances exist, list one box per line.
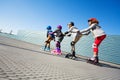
left=45, top=35, right=52, bottom=51
left=89, top=35, right=106, bottom=63
left=44, top=43, right=47, bottom=50
left=71, top=41, right=76, bottom=57
left=58, top=37, right=64, bottom=49
left=44, top=38, right=49, bottom=50
left=93, top=35, right=106, bottom=57
left=56, top=41, right=60, bottom=48
left=71, top=33, right=82, bottom=57
left=47, top=38, right=53, bottom=50
left=73, top=33, right=82, bottom=43
left=56, top=37, right=64, bottom=49
left=65, top=33, right=82, bottom=58
left=65, top=41, right=76, bottom=58
left=44, top=40, right=50, bottom=51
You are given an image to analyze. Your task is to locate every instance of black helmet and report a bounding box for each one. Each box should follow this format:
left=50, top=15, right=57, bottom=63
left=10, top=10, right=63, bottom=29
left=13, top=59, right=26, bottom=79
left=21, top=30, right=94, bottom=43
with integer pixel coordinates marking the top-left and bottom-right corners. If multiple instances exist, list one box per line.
left=68, top=22, right=74, bottom=26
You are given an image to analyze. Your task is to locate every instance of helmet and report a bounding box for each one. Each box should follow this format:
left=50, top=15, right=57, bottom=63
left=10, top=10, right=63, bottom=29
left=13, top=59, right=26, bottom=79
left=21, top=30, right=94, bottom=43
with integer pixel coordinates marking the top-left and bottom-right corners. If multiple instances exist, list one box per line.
left=47, top=26, right=52, bottom=30
left=57, top=25, right=62, bottom=30
left=68, top=22, right=74, bottom=26
left=88, top=18, right=99, bottom=24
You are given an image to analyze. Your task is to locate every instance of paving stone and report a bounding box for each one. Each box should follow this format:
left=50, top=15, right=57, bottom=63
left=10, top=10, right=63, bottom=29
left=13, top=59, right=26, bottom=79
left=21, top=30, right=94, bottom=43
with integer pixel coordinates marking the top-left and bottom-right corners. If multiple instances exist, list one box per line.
left=0, top=78, right=9, bottom=80
left=0, top=74, right=8, bottom=78
left=0, top=36, right=120, bottom=80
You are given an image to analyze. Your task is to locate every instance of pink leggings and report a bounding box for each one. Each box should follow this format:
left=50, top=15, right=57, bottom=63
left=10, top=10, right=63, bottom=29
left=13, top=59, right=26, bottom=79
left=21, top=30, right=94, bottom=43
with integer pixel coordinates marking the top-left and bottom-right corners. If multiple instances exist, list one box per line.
left=93, top=35, right=106, bottom=56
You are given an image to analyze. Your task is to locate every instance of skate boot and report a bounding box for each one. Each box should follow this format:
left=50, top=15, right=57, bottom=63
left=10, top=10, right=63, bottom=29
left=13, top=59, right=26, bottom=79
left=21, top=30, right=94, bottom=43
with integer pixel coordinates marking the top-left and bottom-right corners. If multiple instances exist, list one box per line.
left=65, top=53, right=72, bottom=58
left=43, top=46, right=47, bottom=51
left=46, top=47, right=50, bottom=51
left=51, top=48, right=62, bottom=55
left=87, top=56, right=99, bottom=64
left=65, top=52, right=77, bottom=59
left=57, top=48, right=62, bottom=55
left=71, top=51, right=77, bottom=59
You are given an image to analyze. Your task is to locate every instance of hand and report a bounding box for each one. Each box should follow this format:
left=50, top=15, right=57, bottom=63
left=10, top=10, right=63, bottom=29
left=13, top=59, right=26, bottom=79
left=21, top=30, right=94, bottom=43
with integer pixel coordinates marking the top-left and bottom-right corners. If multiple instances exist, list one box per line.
left=82, top=31, right=90, bottom=35
left=64, top=31, right=69, bottom=34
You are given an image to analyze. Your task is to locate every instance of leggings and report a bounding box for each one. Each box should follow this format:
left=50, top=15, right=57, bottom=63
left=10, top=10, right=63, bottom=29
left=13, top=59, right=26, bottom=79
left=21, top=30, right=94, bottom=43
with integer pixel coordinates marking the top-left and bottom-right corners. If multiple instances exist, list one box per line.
left=93, top=35, right=106, bottom=56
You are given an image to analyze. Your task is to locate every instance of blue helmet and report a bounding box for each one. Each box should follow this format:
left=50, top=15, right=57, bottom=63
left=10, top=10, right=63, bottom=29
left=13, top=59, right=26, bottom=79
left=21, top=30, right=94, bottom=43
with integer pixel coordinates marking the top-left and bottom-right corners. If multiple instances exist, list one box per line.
left=47, top=26, right=52, bottom=30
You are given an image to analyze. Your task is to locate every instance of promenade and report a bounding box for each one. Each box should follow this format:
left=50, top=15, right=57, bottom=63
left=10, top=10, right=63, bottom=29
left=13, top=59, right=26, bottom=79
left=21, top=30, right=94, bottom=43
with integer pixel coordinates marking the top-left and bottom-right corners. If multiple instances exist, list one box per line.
left=0, top=35, right=120, bottom=80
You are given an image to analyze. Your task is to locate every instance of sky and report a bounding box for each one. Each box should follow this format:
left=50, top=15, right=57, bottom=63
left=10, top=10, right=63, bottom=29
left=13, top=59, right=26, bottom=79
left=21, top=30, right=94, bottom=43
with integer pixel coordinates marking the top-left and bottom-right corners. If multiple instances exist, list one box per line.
left=0, top=0, right=120, bottom=35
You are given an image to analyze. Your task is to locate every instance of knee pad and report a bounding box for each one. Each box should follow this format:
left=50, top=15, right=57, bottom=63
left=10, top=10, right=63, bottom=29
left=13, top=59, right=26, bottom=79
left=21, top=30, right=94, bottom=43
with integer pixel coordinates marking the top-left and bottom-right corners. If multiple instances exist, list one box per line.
left=45, top=41, right=50, bottom=44
left=92, top=43, right=99, bottom=54
left=56, top=41, right=60, bottom=48
left=71, top=41, right=75, bottom=46
left=92, top=43, right=97, bottom=48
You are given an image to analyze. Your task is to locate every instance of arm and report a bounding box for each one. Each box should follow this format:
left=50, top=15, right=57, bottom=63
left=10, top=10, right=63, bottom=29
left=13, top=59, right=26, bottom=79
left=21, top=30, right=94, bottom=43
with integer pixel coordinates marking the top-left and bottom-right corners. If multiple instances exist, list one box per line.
left=82, top=31, right=91, bottom=35
left=64, top=27, right=73, bottom=34
left=53, top=29, right=57, bottom=33
left=53, top=29, right=58, bottom=36
left=47, top=31, right=49, bottom=37
left=80, top=23, right=97, bottom=33
left=67, top=34, right=71, bottom=37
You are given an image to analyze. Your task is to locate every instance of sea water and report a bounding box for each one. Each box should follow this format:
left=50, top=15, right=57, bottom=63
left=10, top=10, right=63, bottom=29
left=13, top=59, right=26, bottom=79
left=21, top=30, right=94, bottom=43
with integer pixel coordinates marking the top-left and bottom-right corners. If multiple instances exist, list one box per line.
left=0, top=30, right=120, bottom=64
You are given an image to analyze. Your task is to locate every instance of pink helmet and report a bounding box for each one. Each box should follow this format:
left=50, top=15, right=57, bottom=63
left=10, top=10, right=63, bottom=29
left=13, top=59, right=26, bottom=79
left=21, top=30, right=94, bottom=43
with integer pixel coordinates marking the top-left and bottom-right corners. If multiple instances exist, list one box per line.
left=57, top=25, right=62, bottom=30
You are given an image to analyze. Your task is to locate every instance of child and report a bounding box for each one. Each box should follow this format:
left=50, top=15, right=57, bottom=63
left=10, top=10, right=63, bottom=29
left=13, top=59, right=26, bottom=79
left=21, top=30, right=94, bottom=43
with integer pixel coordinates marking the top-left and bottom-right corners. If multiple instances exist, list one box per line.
left=81, top=18, right=106, bottom=64
left=64, top=22, right=82, bottom=59
left=51, top=25, right=64, bottom=55
left=44, top=26, right=55, bottom=51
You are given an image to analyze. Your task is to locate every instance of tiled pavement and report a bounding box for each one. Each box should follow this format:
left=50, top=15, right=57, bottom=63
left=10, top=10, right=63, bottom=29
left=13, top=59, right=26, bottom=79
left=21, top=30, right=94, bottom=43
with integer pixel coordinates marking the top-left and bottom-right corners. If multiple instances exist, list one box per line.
left=0, top=36, right=120, bottom=80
